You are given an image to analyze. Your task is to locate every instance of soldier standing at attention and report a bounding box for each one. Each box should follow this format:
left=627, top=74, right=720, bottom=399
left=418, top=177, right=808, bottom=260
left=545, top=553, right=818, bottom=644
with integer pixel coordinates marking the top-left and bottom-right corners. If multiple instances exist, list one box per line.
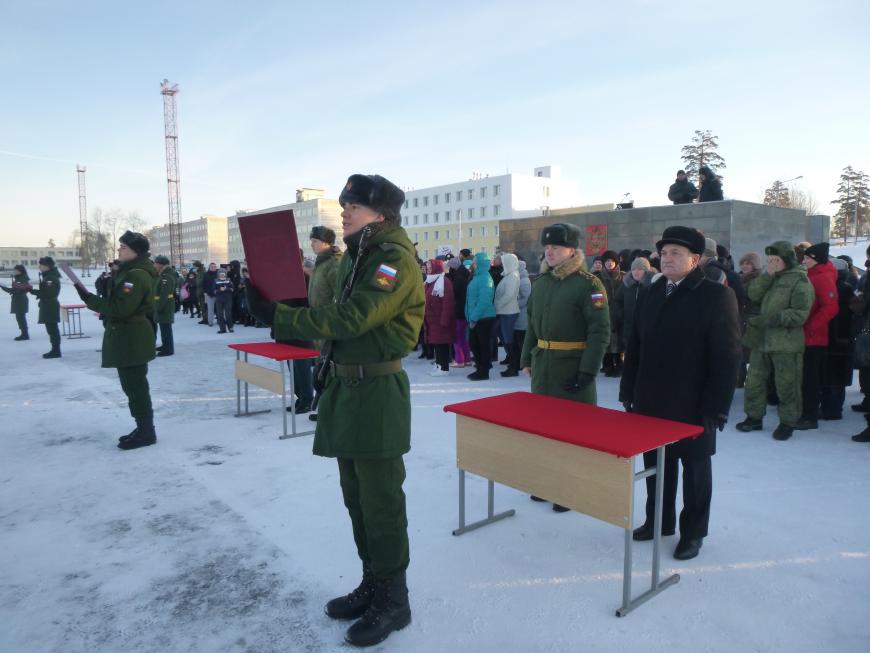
left=2, top=264, right=32, bottom=340
left=246, top=174, right=423, bottom=648
left=74, top=231, right=158, bottom=451
left=152, top=255, right=176, bottom=356
left=520, top=223, right=610, bottom=512
left=31, top=256, right=62, bottom=358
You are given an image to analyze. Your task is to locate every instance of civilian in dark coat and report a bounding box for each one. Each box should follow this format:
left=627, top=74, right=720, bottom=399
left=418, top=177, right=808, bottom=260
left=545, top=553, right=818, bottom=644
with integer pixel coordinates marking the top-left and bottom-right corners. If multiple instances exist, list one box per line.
left=423, top=259, right=455, bottom=374
left=447, top=257, right=471, bottom=366
left=697, top=165, right=724, bottom=202
left=819, top=258, right=856, bottom=419
left=613, top=257, right=655, bottom=350
left=620, top=226, right=741, bottom=561
left=668, top=170, right=698, bottom=204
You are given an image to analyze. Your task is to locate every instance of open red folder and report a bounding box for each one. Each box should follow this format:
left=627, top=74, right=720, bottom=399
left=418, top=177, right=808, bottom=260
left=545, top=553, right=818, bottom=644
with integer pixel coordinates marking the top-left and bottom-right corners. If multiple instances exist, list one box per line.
left=238, top=209, right=308, bottom=301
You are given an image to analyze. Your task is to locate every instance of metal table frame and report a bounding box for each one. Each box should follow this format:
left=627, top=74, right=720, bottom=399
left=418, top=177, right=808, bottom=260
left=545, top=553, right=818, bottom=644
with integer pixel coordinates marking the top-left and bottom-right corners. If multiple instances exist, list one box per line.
left=60, top=305, right=89, bottom=339
left=453, top=444, right=679, bottom=617
left=233, top=349, right=316, bottom=440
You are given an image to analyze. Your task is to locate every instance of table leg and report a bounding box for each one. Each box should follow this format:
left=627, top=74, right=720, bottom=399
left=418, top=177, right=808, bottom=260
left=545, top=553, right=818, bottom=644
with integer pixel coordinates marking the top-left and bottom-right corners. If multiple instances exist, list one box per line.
left=281, top=361, right=288, bottom=438
left=244, top=352, right=250, bottom=413
left=452, top=470, right=515, bottom=536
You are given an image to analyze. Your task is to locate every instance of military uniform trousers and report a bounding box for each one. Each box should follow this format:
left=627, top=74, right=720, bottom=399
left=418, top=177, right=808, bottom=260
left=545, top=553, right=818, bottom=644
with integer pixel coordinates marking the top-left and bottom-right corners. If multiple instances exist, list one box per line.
left=44, top=321, right=61, bottom=351
left=744, top=350, right=803, bottom=426
left=117, top=364, right=153, bottom=419
left=642, top=447, right=712, bottom=540
left=153, top=321, right=174, bottom=354
left=337, top=456, right=409, bottom=579
left=15, top=311, right=28, bottom=334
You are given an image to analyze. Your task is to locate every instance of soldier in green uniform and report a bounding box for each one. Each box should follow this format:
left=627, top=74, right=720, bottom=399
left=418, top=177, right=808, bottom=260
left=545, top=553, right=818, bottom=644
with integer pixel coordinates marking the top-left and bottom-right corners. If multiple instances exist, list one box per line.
left=2, top=264, right=32, bottom=340
left=307, top=225, right=342, bottom=422
left=152, top=255, right=176, bottom=357
left=246, top=174, right=423, bottom=648
left=736, top=241, right=814, bottom=441
left=520, top=223, right=610, bottom=511
left=75, top=231, right=158, bottom=450
left=30, top=256, right=62, bottom=358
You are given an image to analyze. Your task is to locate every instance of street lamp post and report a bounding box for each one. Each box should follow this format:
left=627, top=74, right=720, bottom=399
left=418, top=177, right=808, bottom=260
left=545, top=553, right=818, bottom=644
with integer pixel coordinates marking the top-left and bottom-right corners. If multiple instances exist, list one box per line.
left=776, top=175, right=803, bottom=208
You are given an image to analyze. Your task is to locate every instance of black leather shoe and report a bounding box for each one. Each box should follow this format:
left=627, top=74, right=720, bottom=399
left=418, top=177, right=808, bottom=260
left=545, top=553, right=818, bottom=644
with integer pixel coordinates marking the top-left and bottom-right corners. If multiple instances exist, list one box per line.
left=772, top=424, right=794, bottom=441
left=467, top=370, right=489, bottom=381
left=852, top=429, right=870, bottom=443
left=851, top=402, right=870, bottom=413
left=325, top=567, right=374, bottom=621
left=794, top=418, right=818, bottom=430
left=674, top=538, right=703, bottom=560
left=552, top=504, right=570, bottom=513
left=156, top=350, right=174, bottom=357
left=309, top=413, right=318, bottom=422
left=632, top=523, right=676, bottom=541
left=530, top=495, right=546, bottom=502
left=736, top=418, right=763, bottom=432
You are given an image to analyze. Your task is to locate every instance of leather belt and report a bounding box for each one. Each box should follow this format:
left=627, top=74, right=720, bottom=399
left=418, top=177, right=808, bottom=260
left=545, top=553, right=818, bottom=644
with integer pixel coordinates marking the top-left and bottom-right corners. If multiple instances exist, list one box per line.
left=330, top=360, right=403, bottom=379
left=537, top=339, right=586, bottom=351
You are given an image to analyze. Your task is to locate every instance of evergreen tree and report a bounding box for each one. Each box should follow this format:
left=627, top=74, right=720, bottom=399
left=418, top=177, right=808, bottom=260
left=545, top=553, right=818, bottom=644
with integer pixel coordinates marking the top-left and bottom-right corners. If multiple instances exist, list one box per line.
left=830, top=166, right=870, bottom=238
left=680, top=130, right=727, bottom=184
left=763, top=180, right=791, bottom=207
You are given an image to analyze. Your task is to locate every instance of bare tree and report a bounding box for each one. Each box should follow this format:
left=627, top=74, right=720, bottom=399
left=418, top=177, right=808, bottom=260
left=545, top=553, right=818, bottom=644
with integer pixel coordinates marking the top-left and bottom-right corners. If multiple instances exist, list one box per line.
left=790, top=188, right=818, bottom=215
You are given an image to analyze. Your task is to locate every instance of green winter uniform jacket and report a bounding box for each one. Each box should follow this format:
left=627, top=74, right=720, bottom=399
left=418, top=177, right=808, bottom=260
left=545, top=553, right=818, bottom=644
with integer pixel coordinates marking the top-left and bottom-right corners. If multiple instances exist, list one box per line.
left=309, top=246, right=342, bottom=309
left=520, top=253, right=611, bottom=404
left=33, top=267, right=61, bottom=324
left=84, top=256, right=157, bottom=368
left=744, top=242, right=814, bottom=353
left=3, top=273, right=31, bottom=314
left=272, top=224, right=425, bottom=459
left=153, top=266, right=177, bottom=324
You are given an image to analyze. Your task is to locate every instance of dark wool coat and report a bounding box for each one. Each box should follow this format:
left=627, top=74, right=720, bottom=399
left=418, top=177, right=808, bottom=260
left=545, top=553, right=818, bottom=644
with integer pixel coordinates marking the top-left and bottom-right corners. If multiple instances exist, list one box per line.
left=620, top=266, right=741, bottom=459
left=34, top=267, right=61, bottom=324
left=448, top=265, right=470, bottom=321
left=4, top=273, right=31, bottom=314
left=424, top=275, right=455, bottom=345
left=821, top=273, right=855, bottom=386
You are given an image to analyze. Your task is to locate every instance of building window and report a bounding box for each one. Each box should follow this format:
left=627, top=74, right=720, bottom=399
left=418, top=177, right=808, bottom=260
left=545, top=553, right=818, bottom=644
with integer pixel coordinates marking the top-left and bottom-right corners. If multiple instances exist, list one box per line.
left=445, top=210, right=451, bottom=222
left=434, top=230, right=439, bottom=239
left=456, top=208, right=462, bottom=220
left=404, top=200, right=409, bottom=208
left=467, top=189, right=474, bottom=200
left=424, top=214, right=429, bottom=224
left=434, top=212, right=439, bottom=223
left=423, top=232, right=429, bottom=241
left=414, top=215, right=419, bottom=225
left=481, top=226, right=487, bottom=237
left=481, top=246, right=487, bottom=253
left=433, top=194, right=439, bottom=205
left=424, top=249, right=429, bottom=259
left=468, top=227, right=473, bottom=237
left=468, top=208, right=474, bottom=219
left=480, top=206, right=486, bottom=218
left=423, top=196, right=429, bottom=206
left=480, top=186, right=487, bottom=198
left=543, top=186, right=550, bottom=197
left=495, top=225, right=499, bottom=236
left=494, top=204, right=501, bottom=216
left=493, top=184, right=500, bottom=196
left=444, top=229, right=449, bottom=239
left=455, top=191, right=461, bottom=202
left=445, top=192, right=451, bottom=203
left=413, top=198, right=419, bottom=207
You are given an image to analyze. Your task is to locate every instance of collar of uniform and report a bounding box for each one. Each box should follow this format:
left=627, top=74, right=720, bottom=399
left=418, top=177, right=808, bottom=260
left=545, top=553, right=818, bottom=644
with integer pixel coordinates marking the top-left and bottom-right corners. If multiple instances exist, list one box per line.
left=541, top=253, right=585, bottom=280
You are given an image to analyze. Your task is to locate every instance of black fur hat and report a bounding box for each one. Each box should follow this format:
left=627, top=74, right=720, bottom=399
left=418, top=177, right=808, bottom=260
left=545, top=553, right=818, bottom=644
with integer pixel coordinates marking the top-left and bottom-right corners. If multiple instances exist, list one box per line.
left=541, top=223, right=581, bottom=249
left=339, top=174, right=405, bottom=224
left=309, top=226, right=336, bottom=245
left=119, top=230, right=150, bottom=256
left=154, top=255, right=170, bottom=265
left=38, top=256, right=55, bottom=267
left=656, top=226, right=706, bottom=255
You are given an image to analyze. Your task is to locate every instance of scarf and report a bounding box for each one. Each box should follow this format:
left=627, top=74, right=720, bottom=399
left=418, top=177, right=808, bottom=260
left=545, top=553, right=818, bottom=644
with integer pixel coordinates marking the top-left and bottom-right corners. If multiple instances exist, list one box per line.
left=426, top=273, right=445, bottom=297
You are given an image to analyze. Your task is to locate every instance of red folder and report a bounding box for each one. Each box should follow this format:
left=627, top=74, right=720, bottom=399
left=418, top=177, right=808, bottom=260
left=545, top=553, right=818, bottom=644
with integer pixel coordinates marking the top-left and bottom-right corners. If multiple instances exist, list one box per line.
left=238, top=209, right=308, bottom=301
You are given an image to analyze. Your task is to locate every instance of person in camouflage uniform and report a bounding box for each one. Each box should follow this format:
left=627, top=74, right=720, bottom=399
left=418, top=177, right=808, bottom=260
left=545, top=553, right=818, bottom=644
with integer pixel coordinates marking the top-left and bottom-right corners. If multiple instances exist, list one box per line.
left=152, top=255, right=176, bottom=356
left=246, top=174, right=423, bottom=648
left=31, top=256, right=62, bottom=358
left=76, top=232, right=158, bottom=450
left=2, top=264, right=32, bottom=340
left=520, top=223, right=610, bottom=512
left=736, top=241, right=814, bottom=441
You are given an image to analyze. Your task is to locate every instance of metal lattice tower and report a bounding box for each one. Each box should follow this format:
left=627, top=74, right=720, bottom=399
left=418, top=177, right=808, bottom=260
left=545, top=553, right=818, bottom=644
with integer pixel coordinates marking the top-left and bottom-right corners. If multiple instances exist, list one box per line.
left=76, top=164, right=89, bottom=276
left=161, top=79, right=184, bottom=267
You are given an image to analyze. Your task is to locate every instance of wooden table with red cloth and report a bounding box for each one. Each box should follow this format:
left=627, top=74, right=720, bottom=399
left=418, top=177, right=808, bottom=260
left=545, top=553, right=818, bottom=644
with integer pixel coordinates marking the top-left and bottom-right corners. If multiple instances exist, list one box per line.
left=228, top=342, right=320, bottom=440
left=443, top=391, right=704, bottom=616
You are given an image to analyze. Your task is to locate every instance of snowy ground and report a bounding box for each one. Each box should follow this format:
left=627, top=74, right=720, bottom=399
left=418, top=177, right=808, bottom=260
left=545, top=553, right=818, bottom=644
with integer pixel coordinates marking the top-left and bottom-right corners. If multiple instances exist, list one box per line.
left=2, top=284, right=869, bottom=653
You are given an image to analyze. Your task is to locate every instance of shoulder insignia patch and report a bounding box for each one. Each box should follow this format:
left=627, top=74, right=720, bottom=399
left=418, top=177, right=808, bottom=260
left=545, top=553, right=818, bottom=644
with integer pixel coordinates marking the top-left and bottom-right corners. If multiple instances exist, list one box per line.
left=123, top=281, right=134, bottom=294
left=373, top=263, right=398, bottom=291
left=591, top=292, right=607, bottom=309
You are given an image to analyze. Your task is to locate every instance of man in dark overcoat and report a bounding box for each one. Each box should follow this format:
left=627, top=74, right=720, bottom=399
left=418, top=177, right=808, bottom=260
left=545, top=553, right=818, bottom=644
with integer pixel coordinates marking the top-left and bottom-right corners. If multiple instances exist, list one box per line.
left=619, top=226, right=741, bottom=560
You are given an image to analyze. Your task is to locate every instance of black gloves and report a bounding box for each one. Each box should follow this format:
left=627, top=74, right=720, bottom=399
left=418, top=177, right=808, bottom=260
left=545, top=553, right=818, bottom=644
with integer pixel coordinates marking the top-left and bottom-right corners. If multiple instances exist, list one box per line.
left=246, top=283, right=276, bottom=326
left=563, top=372, right=595, bottom=393
left=74, top=284, right=92, bottom=302
left=703, top=415, right=727, bottom=434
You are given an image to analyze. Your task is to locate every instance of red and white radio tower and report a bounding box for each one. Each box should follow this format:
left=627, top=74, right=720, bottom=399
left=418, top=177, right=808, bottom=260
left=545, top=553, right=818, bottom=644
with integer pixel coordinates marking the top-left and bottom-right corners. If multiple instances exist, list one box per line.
left=76, top=164, right=89, bottom=276
left=160, top=79, right=184, bottom=267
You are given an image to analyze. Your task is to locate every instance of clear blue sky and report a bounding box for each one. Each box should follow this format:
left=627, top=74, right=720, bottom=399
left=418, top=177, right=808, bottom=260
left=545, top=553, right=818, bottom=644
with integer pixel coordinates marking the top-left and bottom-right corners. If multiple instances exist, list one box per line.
left=2, top=0, right=868, bottom=246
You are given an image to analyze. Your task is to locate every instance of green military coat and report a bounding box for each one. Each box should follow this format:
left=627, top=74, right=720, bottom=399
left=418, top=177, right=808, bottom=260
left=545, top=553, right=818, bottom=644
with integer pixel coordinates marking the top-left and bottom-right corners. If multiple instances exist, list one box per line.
left=744, top=250, right=814, bottom=353
left=34, top=267, right=61, bottom=324
left=308, top=247, right=342, bottom=309
left=273, top=224, right=424, bottom=459
left=84, top=256, right=157, bottom=368
left=4, top=273, right=31, bottom=314
left=153, top=266, right=177, bottom=324
left=520, top=253, right=611, bottom=404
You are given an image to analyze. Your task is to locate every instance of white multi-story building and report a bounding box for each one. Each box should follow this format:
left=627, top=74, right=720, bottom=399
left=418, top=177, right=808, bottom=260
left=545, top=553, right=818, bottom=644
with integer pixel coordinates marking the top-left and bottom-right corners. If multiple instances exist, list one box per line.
left=401, top=166, right=583, bottom=259
left=0, top=246, right=81, bottom=271
left=227, top=188, right=343, bottom=262
left=147, top=215, right=228, bottom=266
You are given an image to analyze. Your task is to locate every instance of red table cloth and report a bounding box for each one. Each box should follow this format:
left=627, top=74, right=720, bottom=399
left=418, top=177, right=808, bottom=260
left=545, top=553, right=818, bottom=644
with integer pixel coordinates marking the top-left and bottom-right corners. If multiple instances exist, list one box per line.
left=228, top=342, right=320, bottom=362
left=444, top=392, right=703, bottom=458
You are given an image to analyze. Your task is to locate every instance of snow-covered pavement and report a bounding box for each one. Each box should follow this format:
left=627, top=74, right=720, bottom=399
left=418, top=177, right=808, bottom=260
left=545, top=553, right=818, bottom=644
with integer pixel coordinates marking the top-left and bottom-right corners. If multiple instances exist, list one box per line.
left=2, top=285, right=869, bottom=652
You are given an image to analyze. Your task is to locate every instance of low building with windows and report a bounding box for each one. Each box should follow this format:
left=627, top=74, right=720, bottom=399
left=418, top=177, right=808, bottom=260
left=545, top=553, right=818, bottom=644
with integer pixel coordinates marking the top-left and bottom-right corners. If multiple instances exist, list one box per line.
left=401, top=166, right=584, bottom=259
left=0, top=246, right=82, bottom=272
